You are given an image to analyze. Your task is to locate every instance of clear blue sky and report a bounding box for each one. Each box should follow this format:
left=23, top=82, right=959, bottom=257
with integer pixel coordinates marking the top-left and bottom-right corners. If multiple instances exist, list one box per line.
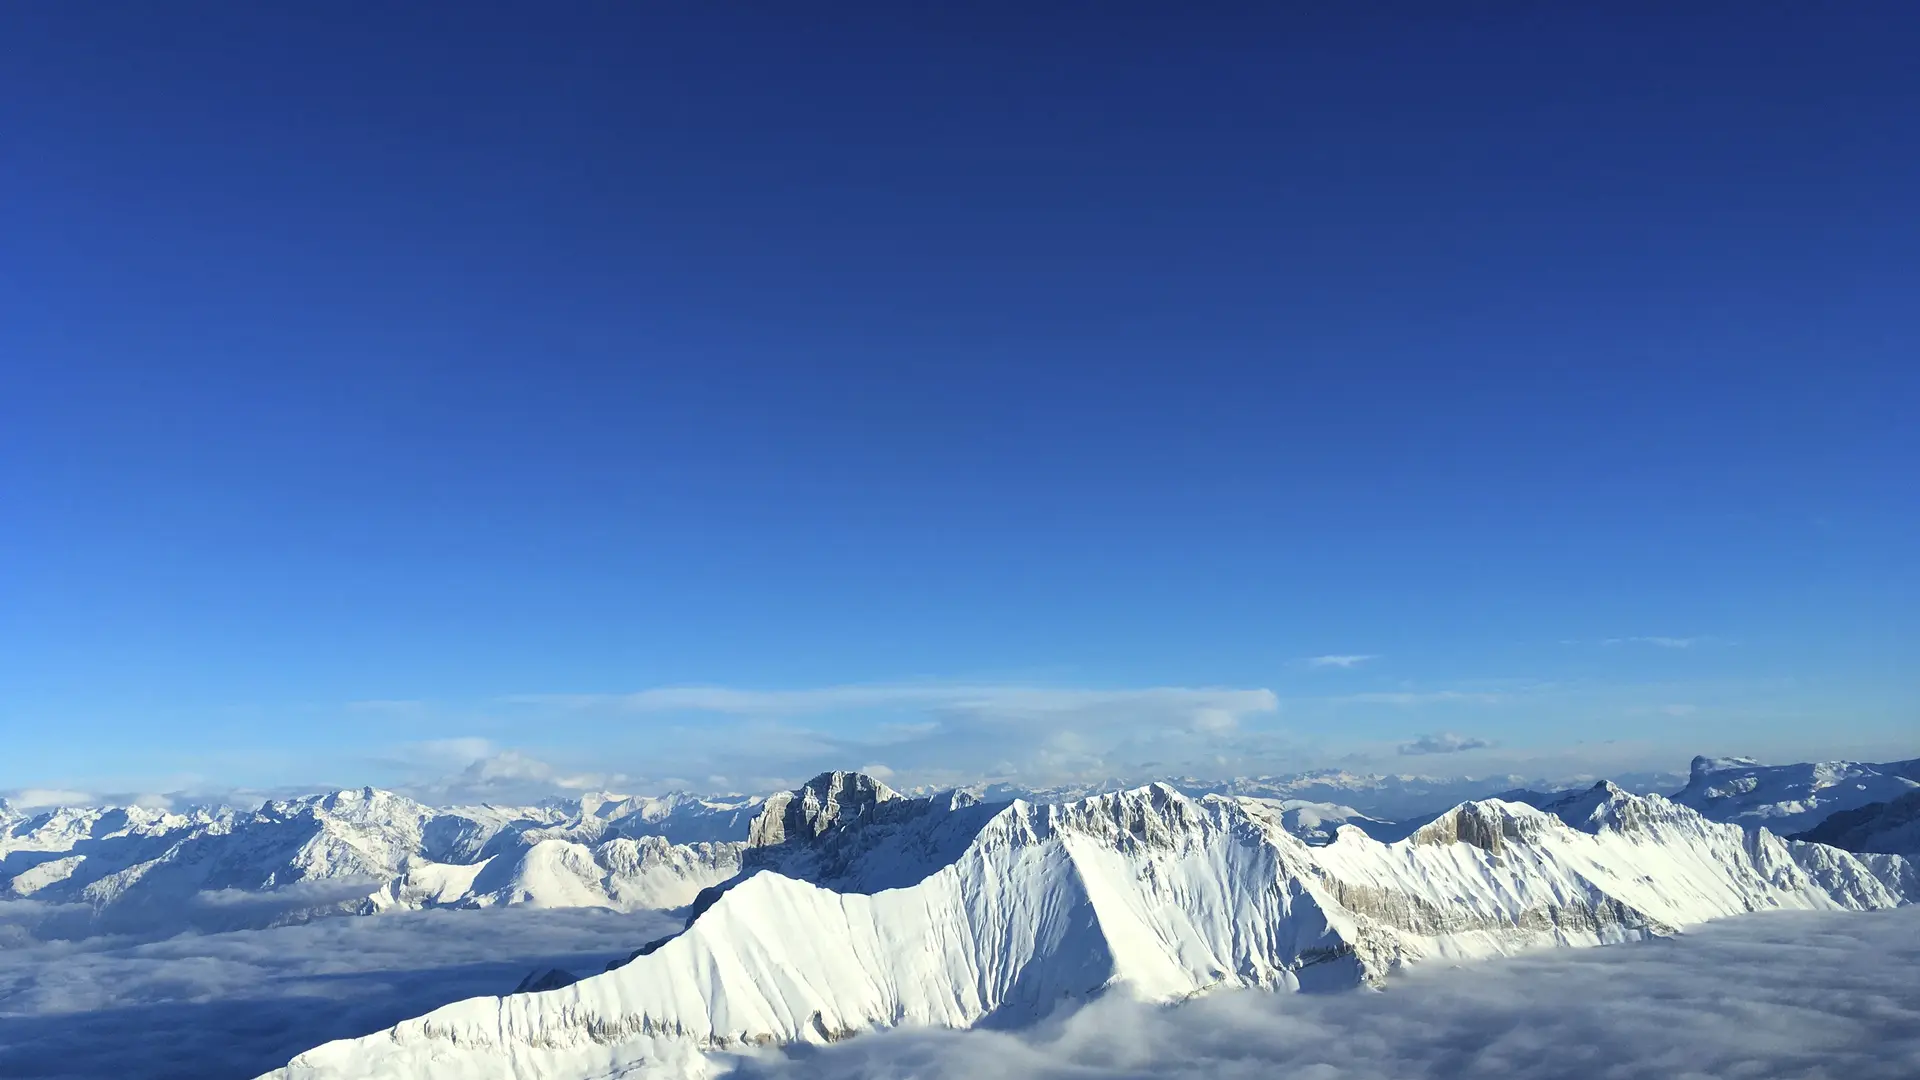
left=2, top=6, right=1914, bottom=799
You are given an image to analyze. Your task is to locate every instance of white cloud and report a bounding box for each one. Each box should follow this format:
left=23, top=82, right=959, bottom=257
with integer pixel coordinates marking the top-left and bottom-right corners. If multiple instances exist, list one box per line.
left=1397, top=732, right=1494, bottom=755
left=1306, top=654, right=1377, bottom=669
left=732, top=908, right=1920, bottom=1080
left=2, top=789, right=94, bottom=809
left=495, top=684, right=1284, bottom=792
left=404, top=737, right=498, bottom=768
left=372, top=739, right=625, bottom=805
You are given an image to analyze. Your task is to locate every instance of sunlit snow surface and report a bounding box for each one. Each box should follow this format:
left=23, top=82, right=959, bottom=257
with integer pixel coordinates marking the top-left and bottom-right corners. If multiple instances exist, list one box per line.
left=736, top=906, right=1920, bottom=1080
left=0, top=905, right=678, bottom=1080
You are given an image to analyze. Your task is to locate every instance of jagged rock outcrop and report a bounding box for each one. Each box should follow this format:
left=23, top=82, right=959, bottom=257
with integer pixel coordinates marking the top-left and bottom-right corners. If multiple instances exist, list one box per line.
left=746, top=771, right=902, bottom=847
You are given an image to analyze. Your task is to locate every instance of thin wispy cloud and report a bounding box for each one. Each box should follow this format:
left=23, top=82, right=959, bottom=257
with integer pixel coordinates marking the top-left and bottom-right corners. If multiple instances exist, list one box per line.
left=510, top=684, right=1279, bottom=719
left=1561, top=636, right=1721, bottom=650
left=1344, top=691, right=1504, bottom=706
left=1305, top=654, right=1377, bottom=669
left=1397, top=732, right=1493, bottom=755
left=493, top=684, right=1286, bottom=793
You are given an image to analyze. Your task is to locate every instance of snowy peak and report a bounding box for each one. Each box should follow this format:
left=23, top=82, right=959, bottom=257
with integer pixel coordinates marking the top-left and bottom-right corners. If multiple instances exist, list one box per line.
left=1408, top=798, right=1558, bottom=853
left=1537, top=781, right=1717, bottom=837
left=748, top=770, right=902, bottom=848
left=1023, top=781, right=1220, bottom=851
left=729, top=774, right=1006, bottom=893
left=1673, top=754, right=1920, bottom=835
left=563, top=790, right=765, bottom=844
left=2, top=786, right=747, bottom=937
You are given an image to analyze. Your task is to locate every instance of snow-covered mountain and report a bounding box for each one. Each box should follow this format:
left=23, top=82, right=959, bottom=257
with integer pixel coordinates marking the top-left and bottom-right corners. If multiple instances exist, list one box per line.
left=1791, top=790, right=1920, bottom=858
left=11, top=751, right=1913, bottom=946
left=0, top=789, right=757, bottom=937
left=259, top=771, right=1916, bottom=1080
left=1670, top=754, right=1920, bottom=835
left=983, top=768, right=1685, bottom=825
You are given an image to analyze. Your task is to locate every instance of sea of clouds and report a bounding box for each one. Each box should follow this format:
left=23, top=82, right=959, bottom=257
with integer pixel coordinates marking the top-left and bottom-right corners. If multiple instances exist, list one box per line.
left=0, top=905, right=1914, bottom=1080
left=0, top=904, right=676, bottom=1080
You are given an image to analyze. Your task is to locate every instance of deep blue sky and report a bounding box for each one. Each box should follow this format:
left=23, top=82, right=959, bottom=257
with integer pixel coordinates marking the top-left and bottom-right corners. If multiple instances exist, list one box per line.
left=2, top=5, right=1914, bottom=798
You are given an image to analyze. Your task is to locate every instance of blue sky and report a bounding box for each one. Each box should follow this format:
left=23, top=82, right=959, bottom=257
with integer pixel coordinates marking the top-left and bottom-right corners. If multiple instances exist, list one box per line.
left=2, top=6, right=1914, bottom=800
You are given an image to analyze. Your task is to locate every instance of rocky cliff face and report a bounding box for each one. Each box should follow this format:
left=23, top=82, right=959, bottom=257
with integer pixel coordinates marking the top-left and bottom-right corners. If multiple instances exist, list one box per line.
left=746, top=771, right=903, bottom=848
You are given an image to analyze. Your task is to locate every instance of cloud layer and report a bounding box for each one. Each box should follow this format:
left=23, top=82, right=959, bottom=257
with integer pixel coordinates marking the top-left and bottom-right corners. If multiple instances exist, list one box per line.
left=0, top=905, right=676, bottom=1080
left=3, top=902, right=1912, bottom=1079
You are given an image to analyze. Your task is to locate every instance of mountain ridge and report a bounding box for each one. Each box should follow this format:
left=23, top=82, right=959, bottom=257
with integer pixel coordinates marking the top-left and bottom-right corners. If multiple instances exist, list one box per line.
left=258, top=771, right=1916, bottom=1080
left=7, top=754, right=1910, bottom=942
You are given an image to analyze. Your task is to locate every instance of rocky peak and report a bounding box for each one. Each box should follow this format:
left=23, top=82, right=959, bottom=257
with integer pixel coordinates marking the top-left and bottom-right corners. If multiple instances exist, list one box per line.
left=1411, top=800, right=1556, bottom=854
left=748, top=771, right=902, bottom=848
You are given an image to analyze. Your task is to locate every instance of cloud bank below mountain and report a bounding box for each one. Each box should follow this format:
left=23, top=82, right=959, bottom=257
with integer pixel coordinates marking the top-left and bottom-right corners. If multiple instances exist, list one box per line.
left=0, top=905, right=675, bottom=1080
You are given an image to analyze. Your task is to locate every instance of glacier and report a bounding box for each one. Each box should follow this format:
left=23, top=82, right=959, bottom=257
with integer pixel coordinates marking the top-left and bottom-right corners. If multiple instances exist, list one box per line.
left=257, top=771, right=1917, bottom=1080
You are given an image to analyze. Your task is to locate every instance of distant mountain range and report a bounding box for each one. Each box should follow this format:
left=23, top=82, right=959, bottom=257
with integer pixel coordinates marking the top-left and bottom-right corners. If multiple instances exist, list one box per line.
left=0, top=789, right=756, bottom=939
left=1791, top=790, right=1920, bottom=857
left=1671, top=754, right=1920, bottom=837
left=5, top=753, right=1914, bottom=942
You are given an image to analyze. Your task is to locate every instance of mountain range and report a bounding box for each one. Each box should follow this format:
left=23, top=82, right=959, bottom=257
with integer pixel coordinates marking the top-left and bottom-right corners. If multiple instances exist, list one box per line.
left=1791, top=790, right=1920, bottom=857
left=8, top=755, right=1915, bottom=942
left=1670, top=754, right=1920, bottom=836
left=0, top=789, right=756, bottom=939
left=257, top=769, right=1916, bottom=1080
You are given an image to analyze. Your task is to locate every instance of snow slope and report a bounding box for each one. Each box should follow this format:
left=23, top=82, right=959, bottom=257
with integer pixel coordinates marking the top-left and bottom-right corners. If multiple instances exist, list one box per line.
left=1671, top=754, right=1920, bottom=835
left=260, top=773, right=1916, bottom=1080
